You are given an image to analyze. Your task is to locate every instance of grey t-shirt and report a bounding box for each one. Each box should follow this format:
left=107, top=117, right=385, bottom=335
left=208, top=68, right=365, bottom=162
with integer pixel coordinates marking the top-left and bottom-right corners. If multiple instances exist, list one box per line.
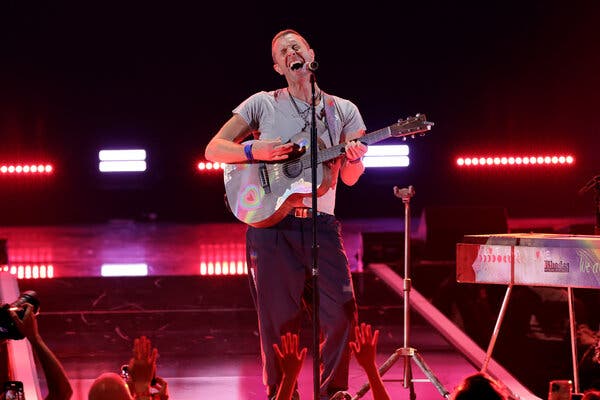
left=233, top=88, right=366, bottom=214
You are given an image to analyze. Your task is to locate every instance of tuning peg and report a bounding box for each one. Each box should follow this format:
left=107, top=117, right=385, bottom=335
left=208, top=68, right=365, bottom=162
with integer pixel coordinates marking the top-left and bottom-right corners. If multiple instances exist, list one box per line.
left=402, top=137, right=407, bottom=141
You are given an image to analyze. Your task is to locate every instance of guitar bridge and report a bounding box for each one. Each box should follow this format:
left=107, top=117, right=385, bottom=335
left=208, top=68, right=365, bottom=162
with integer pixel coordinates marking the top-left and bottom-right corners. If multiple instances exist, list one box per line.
left=258, top=163, right=271, bottom=194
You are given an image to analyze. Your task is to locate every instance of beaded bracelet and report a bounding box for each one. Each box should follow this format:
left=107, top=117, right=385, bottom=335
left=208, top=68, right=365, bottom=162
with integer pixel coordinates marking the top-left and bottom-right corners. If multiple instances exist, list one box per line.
left=244, top=143, right=254, bottom=161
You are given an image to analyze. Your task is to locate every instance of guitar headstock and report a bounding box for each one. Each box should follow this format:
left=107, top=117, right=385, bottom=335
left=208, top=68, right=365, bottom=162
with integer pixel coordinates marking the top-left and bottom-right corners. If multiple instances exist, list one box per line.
left=390, top=113, right=434, bottom=139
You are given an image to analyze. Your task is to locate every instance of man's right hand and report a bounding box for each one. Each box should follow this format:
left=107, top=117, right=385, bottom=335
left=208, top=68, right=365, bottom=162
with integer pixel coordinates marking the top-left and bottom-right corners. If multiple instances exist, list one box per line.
left=251, top=138, right=295, bottom=161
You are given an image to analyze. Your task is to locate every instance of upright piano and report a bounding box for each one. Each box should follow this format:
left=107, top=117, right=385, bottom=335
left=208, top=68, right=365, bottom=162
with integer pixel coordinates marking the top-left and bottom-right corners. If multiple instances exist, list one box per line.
left=457, top=233, right=600, bottom=393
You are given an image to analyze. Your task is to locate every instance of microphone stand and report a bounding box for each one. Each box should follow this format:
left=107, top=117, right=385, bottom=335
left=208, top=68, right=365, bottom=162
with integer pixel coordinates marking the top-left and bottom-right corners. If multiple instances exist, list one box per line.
left=331, top=187, right=449, bottom=400
left=309, top=69, right=321, bottom=400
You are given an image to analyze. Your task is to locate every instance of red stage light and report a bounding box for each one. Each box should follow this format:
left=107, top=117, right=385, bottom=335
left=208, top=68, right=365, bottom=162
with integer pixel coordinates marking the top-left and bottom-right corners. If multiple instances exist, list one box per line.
left=456, top=154, right=575, bottom=168
left=0, top=163, right=55, bottom=176
left=8, top=264, right=54, bottom=279
left=199, top=243, right=248, bottom=275
left=197, top=161, right=226, bottom=173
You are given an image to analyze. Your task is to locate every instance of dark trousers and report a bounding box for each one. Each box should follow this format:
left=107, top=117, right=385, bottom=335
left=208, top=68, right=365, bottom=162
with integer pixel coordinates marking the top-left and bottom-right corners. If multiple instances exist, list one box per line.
left=246, top=214, right=358, bottom=399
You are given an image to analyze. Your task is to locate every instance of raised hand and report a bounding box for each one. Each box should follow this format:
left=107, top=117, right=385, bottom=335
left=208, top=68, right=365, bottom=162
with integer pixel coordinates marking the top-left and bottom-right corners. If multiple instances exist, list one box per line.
left=273, top=332, right=307, bottom=400
left=349, top=323, right=391, bottom=400
left=350, top=322, right=379, bottom=370
left=273, top=332, right=307, bottom=379
left=10, top=303, right=73, bottom=400
left=128, top=336, right=159, bottom=397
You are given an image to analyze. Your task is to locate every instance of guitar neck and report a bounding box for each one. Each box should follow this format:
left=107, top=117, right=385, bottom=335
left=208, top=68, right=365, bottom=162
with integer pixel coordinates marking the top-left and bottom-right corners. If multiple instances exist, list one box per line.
left=313, top=126, right=394, bottom=164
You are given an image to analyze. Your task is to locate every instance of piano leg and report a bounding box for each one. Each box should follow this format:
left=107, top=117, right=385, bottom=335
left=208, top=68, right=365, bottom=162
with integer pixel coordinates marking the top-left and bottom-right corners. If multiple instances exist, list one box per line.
left=482, top=284, right=513, bottom=373
left=568, top=287, right=580, bottom=394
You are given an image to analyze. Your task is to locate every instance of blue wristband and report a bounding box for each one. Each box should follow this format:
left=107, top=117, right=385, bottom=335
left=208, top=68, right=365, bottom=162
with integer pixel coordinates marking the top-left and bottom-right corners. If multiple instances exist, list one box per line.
left=244, top=143, right=254, bottom=161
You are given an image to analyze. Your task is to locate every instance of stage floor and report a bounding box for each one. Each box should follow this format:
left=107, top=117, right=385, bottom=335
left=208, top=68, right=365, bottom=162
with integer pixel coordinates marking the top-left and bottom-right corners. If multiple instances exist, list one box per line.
left=0, top=218, right=584, bottom=399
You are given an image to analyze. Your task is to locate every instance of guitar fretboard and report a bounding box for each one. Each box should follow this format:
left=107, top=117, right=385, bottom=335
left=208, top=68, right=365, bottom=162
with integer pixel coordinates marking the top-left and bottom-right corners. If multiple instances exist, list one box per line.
left=300, top=119, right=430, bottom=165
left=316, top=126, right=393, bottom=164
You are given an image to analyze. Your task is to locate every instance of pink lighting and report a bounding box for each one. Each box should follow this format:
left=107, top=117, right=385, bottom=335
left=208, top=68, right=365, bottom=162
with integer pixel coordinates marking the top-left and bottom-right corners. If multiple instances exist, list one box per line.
left=200, top=260, right=247, bottom=275
left=199, top=243, right=247, bottom=275
left=2, top=264, right=55, bottom=279
left=0, top=163, right=54, bottom=175
left=197, top=161, right=225, bottom=172
left=456, top=154, right=575, bottom=168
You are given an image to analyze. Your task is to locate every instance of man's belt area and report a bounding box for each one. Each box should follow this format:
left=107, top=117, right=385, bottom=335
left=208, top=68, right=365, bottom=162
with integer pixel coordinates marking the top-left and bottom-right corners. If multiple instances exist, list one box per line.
left=290, top=207, right=329, bottom=218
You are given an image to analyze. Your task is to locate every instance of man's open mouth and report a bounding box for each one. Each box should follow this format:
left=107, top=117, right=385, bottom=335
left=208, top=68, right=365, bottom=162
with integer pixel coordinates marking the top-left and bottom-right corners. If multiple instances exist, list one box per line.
left=289, top=61, right=303, bottom=71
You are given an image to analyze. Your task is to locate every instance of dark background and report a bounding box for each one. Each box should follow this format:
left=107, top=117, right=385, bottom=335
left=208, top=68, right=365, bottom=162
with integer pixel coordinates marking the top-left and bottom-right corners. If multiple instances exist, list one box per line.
left=1, top=1, right=599, bottom=225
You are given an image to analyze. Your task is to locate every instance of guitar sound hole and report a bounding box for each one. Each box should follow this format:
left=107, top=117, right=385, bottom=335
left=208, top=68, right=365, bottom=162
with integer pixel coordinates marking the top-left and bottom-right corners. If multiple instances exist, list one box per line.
left=283, top=160, right=303, bottom=179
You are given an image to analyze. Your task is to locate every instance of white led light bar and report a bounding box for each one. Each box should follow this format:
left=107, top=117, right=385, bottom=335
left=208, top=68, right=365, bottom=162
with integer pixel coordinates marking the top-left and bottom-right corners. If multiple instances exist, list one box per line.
left=101, top=263, right=148, bottom=276
left=98, top=149, right=147, bottom=173
left=99, top=160, right=147, bottom=172
left=99, top=149, right=146, bottom=161
left=363, top=145, right=410, bottom=168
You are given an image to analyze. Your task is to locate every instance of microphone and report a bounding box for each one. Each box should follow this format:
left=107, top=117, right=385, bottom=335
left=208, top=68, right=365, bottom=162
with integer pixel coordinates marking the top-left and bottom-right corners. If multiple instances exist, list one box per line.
left=305, top=61, right=319, bottom=72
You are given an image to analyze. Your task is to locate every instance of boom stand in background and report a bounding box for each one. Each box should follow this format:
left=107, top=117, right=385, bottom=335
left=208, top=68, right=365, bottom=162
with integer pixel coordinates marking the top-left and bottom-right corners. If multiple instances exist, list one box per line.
left=578, top=174, right=600, bottom=235
left=332, top=186, right=450, bottom=400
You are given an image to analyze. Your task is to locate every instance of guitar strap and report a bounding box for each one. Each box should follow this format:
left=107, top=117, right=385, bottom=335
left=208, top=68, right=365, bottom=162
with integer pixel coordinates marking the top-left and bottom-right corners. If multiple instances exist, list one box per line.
left=322, top=92, right=344, bottom=146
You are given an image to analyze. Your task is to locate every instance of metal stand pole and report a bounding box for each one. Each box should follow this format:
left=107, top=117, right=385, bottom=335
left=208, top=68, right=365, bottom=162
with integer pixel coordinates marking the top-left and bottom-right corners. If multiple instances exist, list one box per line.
left=392, top=185, right=450, bottom=399
left=308, top=71, right=321, bottom=400
left=333, top=186, right=450, bottom=400
left=578, top=174, right=600, bottom=235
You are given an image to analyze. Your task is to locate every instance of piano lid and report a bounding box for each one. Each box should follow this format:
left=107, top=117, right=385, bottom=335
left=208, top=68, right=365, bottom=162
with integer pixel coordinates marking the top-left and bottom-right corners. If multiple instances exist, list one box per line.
left=457, top=233, right=600, bottom=288
left=461, top=233, right=600, bottom=248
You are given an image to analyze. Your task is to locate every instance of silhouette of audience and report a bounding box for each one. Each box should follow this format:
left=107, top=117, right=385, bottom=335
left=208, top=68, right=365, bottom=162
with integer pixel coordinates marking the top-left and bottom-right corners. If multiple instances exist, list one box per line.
left=88, top=372, right=132, bottom=400
left=88, top=336, right=168, bottom=400
left=450, top=372, right=508, bottom=400
left=583, top=389, right=600, bottom=400
left=577, top=324, right=600, bottom=392
left=5, top=302, right=73, bottom=400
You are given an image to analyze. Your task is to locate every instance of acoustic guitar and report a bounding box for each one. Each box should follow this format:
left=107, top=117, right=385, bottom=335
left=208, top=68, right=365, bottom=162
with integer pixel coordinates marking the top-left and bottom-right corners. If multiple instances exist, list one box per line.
left=223, top=113, right=434, bottom=227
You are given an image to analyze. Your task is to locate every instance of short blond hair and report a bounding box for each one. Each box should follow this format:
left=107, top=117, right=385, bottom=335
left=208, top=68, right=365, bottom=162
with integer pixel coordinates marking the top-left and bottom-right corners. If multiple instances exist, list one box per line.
left=271, top=29, right=310, bottom=62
